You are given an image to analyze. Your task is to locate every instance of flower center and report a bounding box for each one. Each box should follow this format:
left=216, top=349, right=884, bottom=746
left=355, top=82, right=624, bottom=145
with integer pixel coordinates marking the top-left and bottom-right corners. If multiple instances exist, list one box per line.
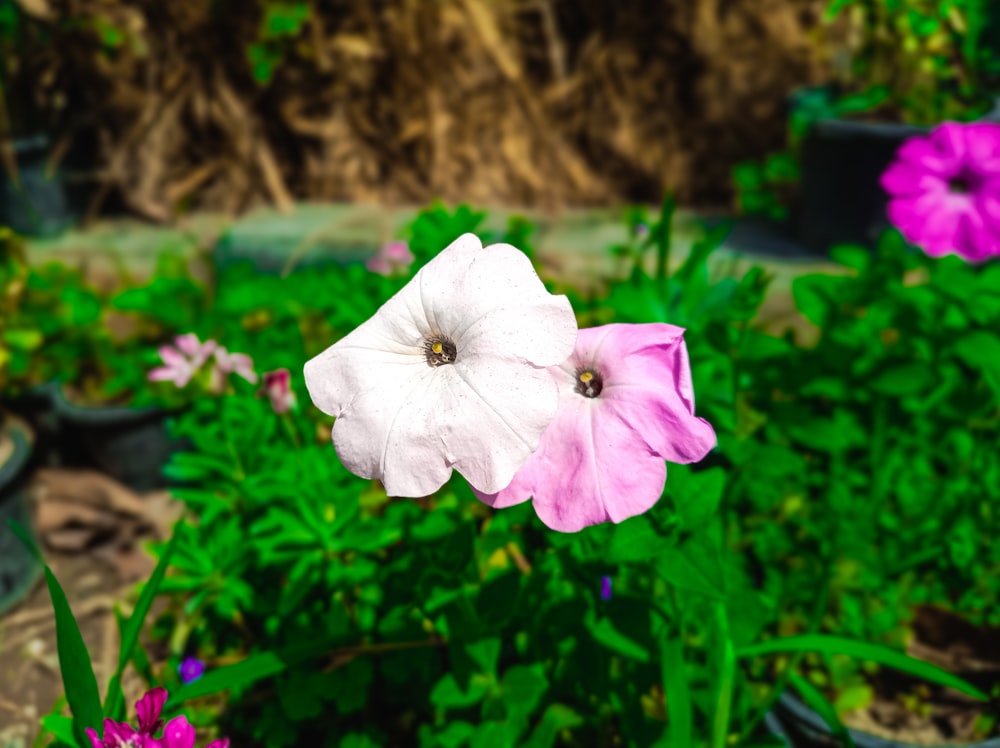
left=948, top=176, right=970, bottom=194
left=424, top=336, right=457, bottom=367
left=574, top=367, right=603, bottom=398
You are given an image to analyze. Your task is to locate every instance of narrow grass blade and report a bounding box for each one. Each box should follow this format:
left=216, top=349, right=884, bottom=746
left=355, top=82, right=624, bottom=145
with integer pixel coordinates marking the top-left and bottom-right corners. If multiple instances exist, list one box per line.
left=787, top=672, right=857, bottom=748
left=736, top=634, right=988, bottom=701
left=8, top=519, right=104, bottom=746
left=660, top=634, right=692, bottom=747
left=103, top=523, right=184, bottom=714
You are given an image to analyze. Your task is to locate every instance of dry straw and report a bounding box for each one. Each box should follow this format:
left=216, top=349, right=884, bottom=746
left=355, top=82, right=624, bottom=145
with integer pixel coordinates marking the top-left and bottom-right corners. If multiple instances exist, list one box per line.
left=10, top=0, right=829, bottom=220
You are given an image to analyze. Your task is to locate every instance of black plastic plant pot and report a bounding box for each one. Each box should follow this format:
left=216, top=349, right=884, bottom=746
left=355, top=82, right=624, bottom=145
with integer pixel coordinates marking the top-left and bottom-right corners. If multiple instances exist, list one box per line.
left=51, top=385, right=178, bottom=492
left=796, top=119, right=929, bottom=255
left=765, top=692, right=1000, bottom=748
left=0, top=134, right=85, bottom=238
left=0, top=413, right=43, bottom=616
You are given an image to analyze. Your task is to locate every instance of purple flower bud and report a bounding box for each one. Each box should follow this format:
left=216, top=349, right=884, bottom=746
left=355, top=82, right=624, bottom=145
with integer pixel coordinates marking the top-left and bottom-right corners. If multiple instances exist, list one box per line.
left=178, top=657, right=206, bottom=684
left=635, top=223, right=650, bottom=239
left=600, top=575, right=613, bottom=601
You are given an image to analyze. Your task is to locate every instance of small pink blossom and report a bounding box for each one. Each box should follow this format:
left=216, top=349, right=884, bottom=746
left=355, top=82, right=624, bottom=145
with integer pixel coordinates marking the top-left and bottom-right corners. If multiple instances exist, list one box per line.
left=258, top=368, right=297, bottom=413
left=474, top=323, right=717, bottom=532
left=366, top=240, right=414, bottom=277
left=211, top=346, right=258, bottom=391
left=882, top=121, right=1000, bottom=262
left=148, top=335, right=216, bottom=388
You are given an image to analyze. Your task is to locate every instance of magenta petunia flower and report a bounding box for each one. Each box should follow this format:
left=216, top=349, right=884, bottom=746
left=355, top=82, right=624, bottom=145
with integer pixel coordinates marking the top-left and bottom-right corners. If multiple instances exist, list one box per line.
left=881, top=121, right=1000, bottom=262
left=474, top=323, right=717, bottom=533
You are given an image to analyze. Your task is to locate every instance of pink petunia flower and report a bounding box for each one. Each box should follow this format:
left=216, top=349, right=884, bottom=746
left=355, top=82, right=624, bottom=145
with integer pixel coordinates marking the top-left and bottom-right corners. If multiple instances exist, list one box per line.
left=148, top=335, right=217, bottom=388
left=881, top=121, right=1000, bottom=262
left=474, top=323, right=717, bottom=532
left=258, top=368, right=297, bottom=414
left=366, top=240, right=415, bottom=277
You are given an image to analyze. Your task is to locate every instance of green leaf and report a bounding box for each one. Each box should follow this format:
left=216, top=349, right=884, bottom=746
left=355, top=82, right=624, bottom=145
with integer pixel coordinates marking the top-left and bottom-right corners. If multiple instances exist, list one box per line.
left=670, top=466, right=726, bottom=532
left=606, top=516, right=668, bottom=563
left=520, top=704, right=584, bottom=748
left=470, top=722, right=519, bottom=748
left=2, top=328, right=43, bottom=350
left=654, top=530, right=725, bottom=600
left=661, top=635, right=692, bottom=748
left=7, top=519, right=104, bottom=745
left=587, top=613, right=651, bottom=662
left=464, top=638, right=501, bottom=676
left=104, top=524, right=182, bottom=715
left=868, top=362, right=934, bottom=396
left=166, top=634, right=344, bottom=707
left=430, top=672, right=491, bottom=709
left=737, top=635, right=988, bottom=701
left=434, top=721, right=476, bottom=748
left=499, top=663, right=548, bottom=722
left=39, top=714, right=78, bottom=746
left=954, top=331, right=1000, bottom=383
left=788, top=673, right=857, bottom=748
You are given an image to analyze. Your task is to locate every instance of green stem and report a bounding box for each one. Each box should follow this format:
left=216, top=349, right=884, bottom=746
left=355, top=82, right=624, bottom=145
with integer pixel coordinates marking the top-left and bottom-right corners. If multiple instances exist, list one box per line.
left=281, top=412, right=302, bottom=449
left=711, top=602, right=736, bottom=748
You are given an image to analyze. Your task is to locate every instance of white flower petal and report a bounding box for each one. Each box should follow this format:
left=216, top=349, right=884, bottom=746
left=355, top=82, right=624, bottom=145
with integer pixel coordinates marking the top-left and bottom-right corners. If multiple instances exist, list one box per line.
left=446, top=356, right=561, bottom=493
left=459, top=298, right=577, bottom=368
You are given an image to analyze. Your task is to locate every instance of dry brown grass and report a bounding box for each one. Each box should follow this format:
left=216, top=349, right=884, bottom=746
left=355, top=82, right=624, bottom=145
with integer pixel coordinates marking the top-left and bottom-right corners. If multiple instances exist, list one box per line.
left=13, top=0, right=831, bottom=220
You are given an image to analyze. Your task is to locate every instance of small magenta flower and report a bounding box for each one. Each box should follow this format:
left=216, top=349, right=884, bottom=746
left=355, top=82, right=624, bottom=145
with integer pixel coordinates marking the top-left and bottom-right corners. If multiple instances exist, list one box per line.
left=178, top=656, right=206, bottom=684
left=87, top=686, right=229, bottom=748
left=474, top=323, right=717, bottom=532
left=258, top=369, right=297, bottom=414
left=882, top=121, right=1000, bottom=262
left=366, top=240, right=415, bottom=277
left=600, top=575, right=613, bottom=601
left=148, top=334, right=217, bottom=388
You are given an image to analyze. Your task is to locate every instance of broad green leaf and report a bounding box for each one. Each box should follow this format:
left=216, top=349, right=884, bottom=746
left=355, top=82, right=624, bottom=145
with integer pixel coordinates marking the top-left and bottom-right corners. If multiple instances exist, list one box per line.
left=430, top=672, right=491, bottom=709
left=434, top=721, right=476, bottom=748
left=465, top=638, right=501, bottom=676
left=520, top=704, right=584, bottom=748
left=499, top=663, right=548, bottom=721
left=39, top=714, right=78, bottom=746
left=654, top=530, right=725, bottom=600
left=737, top=635, right=988, bottom=701
left=606, top=516, right=668, bottom=563
left=671, top=467, right=726, bottom=532
left=868, top=362, right=934, bottom=396
left=8, top=519, right=102, bottom=746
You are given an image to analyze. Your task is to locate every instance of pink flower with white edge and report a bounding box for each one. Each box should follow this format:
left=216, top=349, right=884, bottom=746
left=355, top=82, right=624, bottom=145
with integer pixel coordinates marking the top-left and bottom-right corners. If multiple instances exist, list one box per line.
left=148, top=335, right=217, bottom=388
left=304, top=232, right=578, bottom=497
left=474, top=323, right=717, bottom=532
left=366, top=240, right=415, bottom=277
left=259, top=368, right=297, bottom=413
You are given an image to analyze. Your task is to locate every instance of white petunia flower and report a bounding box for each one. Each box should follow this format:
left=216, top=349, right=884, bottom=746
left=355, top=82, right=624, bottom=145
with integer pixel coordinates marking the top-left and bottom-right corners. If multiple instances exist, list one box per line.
left=303, top=233, right=578, bottom=497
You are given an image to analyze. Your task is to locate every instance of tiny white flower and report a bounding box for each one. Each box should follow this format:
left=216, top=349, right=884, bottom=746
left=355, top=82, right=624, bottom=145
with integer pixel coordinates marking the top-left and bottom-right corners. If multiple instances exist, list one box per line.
left=303, top=233, right=578, bottom=497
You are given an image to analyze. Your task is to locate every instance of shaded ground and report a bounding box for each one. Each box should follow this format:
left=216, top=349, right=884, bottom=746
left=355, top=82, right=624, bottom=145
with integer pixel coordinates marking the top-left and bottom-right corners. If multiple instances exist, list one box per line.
left=0, top=470, right=181, bottom=747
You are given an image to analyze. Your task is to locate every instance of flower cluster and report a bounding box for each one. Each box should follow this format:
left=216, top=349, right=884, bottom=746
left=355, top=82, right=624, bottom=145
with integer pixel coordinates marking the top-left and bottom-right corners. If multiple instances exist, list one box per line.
left=366, top=240, right=415, bottom=277
left=149, top=334, right=296, bottom=415
left=883, top=120, right=1000, bottom=262
left=87, top=688, right=227, bottom=748
left=304, top=233, right=716, bottom=532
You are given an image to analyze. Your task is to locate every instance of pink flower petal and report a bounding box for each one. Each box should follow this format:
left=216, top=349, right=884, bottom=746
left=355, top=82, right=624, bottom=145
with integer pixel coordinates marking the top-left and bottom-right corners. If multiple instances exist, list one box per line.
left=85, top=728, right=103, bottom=748
left=135, top=687, right=168, bottom=734
left=158, top=346, right=185, bottom=368
left=894, top=137, right=952, bottom=175
left=880, top=161, right=947, bottom=198
left=161, top=715, right=197, bottom=748
left=205, top=740, right=230, bottom=748
left=174, top=334, right=201, bottom=357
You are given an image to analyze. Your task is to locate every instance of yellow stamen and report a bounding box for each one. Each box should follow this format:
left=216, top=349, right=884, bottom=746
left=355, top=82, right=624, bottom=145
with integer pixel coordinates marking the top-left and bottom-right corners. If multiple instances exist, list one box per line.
left=432, top=341, right=443, bottom=354
left=580, top=371, right=593, bottom=383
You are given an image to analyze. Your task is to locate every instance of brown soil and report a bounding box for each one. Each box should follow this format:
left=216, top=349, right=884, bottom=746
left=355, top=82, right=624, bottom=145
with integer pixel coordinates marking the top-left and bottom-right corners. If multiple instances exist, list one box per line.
left=0, top=468, right=181, bottom=747
left=841, top=606, right=1000, bottom=745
